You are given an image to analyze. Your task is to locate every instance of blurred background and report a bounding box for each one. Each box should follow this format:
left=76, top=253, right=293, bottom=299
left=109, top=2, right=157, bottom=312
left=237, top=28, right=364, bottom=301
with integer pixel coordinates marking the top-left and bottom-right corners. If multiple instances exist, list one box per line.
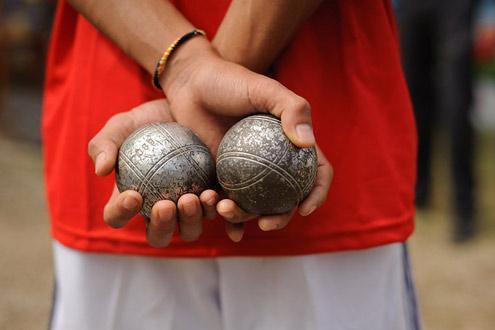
left=0, top=0, right=494, bottom=329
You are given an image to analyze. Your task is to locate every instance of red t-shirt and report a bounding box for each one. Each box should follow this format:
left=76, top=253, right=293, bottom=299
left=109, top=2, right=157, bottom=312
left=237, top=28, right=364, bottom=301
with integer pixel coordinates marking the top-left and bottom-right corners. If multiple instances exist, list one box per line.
left=42, top=0, right=417, bottom=257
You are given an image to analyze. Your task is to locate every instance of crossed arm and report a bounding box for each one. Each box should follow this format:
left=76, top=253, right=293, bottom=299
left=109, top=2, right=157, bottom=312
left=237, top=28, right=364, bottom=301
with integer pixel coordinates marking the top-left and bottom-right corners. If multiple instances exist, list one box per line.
left=71, top=0, right=332, bottom=245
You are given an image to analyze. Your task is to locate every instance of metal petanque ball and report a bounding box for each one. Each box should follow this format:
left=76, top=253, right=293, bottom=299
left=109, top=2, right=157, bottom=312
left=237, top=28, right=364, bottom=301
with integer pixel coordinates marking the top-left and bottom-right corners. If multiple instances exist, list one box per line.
left=216, top=114, right=318, bottom=215
left=116, top=122, right=216, bottom=218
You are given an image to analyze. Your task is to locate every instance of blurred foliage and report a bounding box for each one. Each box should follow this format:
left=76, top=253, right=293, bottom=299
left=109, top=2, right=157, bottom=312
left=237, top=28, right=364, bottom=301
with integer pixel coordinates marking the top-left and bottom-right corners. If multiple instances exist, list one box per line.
left=474, top=0, right=495, bottom=80
left=475, top=24, right=495, bottom=79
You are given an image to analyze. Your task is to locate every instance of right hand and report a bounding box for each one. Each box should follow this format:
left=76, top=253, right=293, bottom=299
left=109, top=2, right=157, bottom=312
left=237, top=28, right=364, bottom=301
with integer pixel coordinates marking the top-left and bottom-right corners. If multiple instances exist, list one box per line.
left=161, top=37, right=317, bottom=154
left=160, top=37, right=333, bottom=242
left=87, top=99, right=220, bottom=247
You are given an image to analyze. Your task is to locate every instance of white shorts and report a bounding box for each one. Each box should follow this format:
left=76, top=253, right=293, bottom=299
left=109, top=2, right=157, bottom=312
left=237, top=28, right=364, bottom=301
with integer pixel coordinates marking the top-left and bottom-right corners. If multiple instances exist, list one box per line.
left=50, top=241, right=420, bottom=330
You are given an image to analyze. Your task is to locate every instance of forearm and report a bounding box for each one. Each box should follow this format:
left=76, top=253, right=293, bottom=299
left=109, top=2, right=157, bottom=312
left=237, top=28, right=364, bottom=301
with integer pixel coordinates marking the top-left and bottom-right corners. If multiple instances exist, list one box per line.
left=213, top=0, right=323, bottom=73
left=67, top=0, right=208, bottom=75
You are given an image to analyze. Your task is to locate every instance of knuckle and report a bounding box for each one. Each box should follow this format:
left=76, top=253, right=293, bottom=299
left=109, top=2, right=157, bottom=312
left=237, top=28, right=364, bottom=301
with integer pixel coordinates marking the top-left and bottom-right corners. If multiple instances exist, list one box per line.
left=88, top=113, right=127, bottom=154
left=291, top=96, right=311, bottom=116
left=267, top=79, right=286, bottom=92
left=87, top=137, right=99, bottom=158
left=107, top=112, right=135, bottom=136
left=107, top=112, right=128, bottom=126
left=251, top=76, right=280, bottom=94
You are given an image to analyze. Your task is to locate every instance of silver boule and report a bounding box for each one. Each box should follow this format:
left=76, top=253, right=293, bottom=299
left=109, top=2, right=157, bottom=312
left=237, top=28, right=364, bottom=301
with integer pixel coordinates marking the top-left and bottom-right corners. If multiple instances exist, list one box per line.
left=216, top=114, right=317, bottom=215
left=116, top=122, right=216, bottom=218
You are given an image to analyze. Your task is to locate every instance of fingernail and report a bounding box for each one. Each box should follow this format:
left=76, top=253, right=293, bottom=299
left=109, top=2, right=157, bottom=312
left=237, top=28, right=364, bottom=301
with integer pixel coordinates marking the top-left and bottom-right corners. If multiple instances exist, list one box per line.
left=123, top=196, right=138, bottom=211
left=295, top=124, right=315, bottom=146
left=259, top=220, right=276, bottom=231
left=232, top=233, right=243, bottom=243
left=302, top=206, right=316, bottom=216
left=95, top=152, right=106, bottom=174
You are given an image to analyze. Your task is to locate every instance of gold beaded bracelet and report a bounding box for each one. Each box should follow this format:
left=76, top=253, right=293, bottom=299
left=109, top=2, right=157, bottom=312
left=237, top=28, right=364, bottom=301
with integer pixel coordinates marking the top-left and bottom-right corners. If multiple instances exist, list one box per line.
left=152, top=29, right=206, bottom=90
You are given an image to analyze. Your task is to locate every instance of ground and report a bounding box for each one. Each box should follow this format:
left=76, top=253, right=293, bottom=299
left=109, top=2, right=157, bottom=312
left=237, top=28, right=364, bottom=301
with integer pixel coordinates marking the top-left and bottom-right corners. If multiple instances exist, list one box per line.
left=0, top=131, right=494, bottom=330
left=409, top=132, right=495, bottom=330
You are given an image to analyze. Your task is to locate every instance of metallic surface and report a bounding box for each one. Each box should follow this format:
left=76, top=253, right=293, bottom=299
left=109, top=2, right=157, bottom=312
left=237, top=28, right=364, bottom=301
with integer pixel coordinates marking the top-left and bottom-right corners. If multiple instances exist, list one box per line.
left=116, top=123, right=216, bottom=218
left=216, top=114, right=317, bottom=214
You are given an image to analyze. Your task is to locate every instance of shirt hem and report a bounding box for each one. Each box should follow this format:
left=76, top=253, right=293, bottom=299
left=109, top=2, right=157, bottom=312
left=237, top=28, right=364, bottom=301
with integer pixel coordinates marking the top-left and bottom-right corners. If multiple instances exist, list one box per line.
left=51, top=216, right=415, bottom=258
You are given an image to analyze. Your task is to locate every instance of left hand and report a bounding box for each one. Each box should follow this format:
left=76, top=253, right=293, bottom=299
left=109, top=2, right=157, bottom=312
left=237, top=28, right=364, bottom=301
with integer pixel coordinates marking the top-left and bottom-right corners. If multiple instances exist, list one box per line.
left=88, top=99, right=220, bottom=247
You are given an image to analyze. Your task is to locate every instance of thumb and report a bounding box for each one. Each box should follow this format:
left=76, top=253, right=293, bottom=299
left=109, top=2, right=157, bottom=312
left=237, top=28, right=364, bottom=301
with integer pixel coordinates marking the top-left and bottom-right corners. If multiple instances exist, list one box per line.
left=88, top=130, right=120, bottom=177
left=247, top=75, right=315, bottom=148
left=88, top=99, right=172, bottom=176
left=88, top=112, right=134, bottom=176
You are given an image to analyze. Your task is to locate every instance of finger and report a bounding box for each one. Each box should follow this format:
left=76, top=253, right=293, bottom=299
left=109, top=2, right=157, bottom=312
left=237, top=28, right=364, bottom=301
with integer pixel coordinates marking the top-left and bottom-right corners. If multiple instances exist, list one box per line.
left=299, top=146, right=333, bottom=216
left=88, top=112, right=135, bottom=176
left=177, top=194, right=203, bottom=241
left=216, top=199, right=257, bottom=224
left=247, top=75, right=315, bottom=148
left=103, top=186, right=143, bottom=228
left=199, top=189, right=220, bottom=220
left=258, top=209, right=296, bottom=231
left=147, top=200, right=177, bottom=247
left=88, top=99, right=172, bottom=176
left=225, top=222, right=245, bottom=242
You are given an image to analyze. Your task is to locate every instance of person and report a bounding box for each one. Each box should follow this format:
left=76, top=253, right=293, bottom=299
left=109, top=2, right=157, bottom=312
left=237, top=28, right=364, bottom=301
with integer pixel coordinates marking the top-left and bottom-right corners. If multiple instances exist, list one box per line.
left=399, top=0, right=477, bottom=242
left=43, top=0, right=419, bottom=329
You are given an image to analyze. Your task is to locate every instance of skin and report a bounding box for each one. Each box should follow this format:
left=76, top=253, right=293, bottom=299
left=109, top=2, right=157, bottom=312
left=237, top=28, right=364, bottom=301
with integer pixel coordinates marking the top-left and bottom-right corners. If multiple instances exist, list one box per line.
left=80, top=0, right=332, bottom=245
left=214, top=0, right=324, bottom=73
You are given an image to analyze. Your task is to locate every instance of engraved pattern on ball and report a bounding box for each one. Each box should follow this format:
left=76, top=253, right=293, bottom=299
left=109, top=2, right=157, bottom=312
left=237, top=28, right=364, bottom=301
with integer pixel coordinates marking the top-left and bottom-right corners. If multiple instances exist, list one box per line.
left=116, top=122, right=216, bottom=218
left=216, top=114, right=317, bottom=214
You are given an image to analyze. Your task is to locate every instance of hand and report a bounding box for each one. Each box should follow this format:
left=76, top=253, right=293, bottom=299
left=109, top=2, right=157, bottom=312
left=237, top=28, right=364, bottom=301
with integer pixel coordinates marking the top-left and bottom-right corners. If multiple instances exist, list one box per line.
left=216, top=145, right=333, bottom=242
left=161, top=38, right=317, bottom=153
left=160, top=38, right=332, bottom=241
left=87, top=99, right=220, bottom=247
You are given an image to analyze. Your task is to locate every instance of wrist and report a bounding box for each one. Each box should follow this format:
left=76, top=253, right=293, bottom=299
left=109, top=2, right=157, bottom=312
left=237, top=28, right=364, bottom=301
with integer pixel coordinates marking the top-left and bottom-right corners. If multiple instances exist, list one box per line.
left=212, top=37, right=269, bottom=73
left=159, top=36, right=216, bottom=94
left=211, top=38, right=241, bottom=64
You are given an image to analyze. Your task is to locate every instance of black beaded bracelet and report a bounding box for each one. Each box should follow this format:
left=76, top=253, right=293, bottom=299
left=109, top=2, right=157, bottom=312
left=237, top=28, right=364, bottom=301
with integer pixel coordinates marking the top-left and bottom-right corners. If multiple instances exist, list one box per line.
left=152, top=29, right=206, bottom=90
